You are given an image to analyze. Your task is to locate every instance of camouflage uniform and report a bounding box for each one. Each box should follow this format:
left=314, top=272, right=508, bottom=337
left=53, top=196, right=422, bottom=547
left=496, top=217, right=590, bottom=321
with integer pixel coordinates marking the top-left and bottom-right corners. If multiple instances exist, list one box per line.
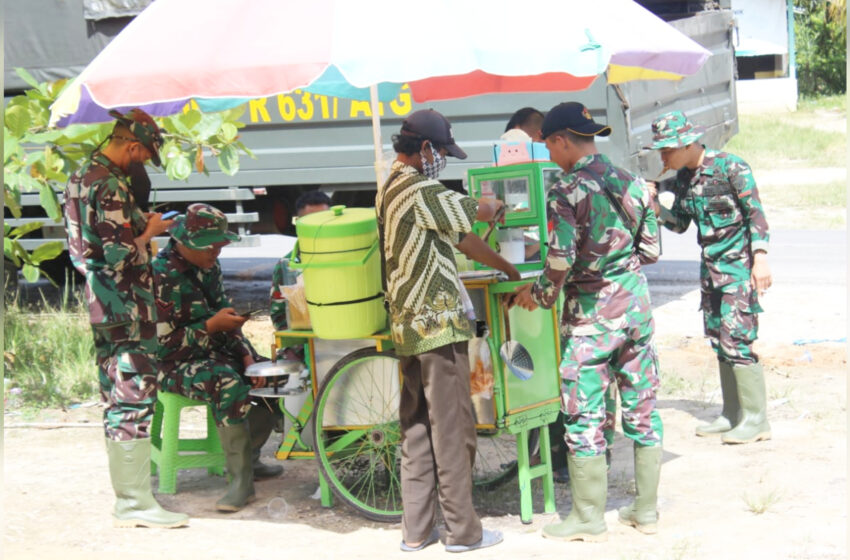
left=269, top=257, right=290, bottom=331
left=530, top=153, right=664, bottom=458
left=152, top=206, right=256, bottom=427
left=65, top=152, right=157, bottom=441
left=653, top=112, right=769, bottom=365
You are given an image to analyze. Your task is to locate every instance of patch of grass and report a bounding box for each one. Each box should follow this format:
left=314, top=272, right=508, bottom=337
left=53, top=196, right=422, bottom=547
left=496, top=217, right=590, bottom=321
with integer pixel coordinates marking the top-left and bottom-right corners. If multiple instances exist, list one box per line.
left=798, top=94, right=847, bottom=112
left=4, top=289, right=98, bottom=408
left=743, top=488, right=783, bottom=515
left=725, top=114, right=846, bottom=169
left=670, top=537, right=701, bottom=560
left=759, top=180, right=847, bottom=209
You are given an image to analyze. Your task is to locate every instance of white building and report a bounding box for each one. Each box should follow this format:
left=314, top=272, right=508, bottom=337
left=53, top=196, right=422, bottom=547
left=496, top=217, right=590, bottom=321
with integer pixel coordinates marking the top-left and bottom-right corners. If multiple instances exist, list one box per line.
left=732, top=0, right=798, bottom=112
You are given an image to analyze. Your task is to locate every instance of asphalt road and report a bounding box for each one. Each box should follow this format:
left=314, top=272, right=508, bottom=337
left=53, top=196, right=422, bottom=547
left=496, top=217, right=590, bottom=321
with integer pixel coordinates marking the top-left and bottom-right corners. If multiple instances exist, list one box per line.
left=213, top=229, right=847, bottom=310
left=9, top=229, right=846, bottom=312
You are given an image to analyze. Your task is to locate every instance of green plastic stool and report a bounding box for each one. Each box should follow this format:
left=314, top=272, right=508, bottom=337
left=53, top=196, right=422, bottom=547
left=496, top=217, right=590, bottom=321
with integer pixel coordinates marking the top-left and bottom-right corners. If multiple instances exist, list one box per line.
left=150, top=391, right=225, bottom=494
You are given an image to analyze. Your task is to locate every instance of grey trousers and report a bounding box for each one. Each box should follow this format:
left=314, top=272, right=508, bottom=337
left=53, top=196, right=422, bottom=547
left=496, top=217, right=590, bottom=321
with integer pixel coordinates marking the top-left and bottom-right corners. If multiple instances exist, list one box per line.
left=399, top=341, right=482, bottom=546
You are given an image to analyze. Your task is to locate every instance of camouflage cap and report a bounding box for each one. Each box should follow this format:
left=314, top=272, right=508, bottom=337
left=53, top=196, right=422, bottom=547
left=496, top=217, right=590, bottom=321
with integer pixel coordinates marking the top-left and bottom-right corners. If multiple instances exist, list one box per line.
left=109, top=108, right=164, bottom=167
left=168, top=203, right=240, bottom=250
left=647, top=111, right=705, bottom=150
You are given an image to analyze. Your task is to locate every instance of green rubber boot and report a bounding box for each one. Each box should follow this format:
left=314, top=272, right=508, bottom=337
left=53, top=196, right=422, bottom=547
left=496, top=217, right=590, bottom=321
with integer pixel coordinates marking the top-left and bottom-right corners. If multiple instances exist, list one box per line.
left=696, top=361, right=739, bottom=437
left=105, top=438, right=189, bottom=528
left=216, top=421, right=256, bottom=512
left=722, top=363, right=772, bottom=444
left=248, top=405, right=284, bottom=480
left=542, top=454, right=608, bottom=542
left=618, top=445, right=662, bottom=534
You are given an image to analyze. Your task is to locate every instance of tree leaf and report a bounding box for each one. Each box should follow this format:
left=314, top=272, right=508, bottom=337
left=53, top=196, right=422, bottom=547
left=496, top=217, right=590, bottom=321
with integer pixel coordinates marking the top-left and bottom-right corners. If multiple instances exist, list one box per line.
left=4, top=238, right=22, bottom=267
left=219, top=122, right=238, bottom=143
left=217, top=145, right=240, bottom=176
left=24, top=129, right=66, bottom=144
left=196, top=113, right=224, bottom=139
left=194, top=148, right=205, bottom=173
left=234, top=141, right=256, bottom=159
left=179, top=109, right=202, bottom=132
left=31, top=241, right=65, bottom=264
left=4, top=188, right=23, bottom=218
left=21, top=263, right=41, bottom=283
left=39, top=185, right=62, bottom=220
left=220, top=104, right=247, bottom=123
left=166, top=155, right=192, bottom=181
left=9, top=221, right=44, bottom=238
left=5, top=105, right=31, bottom=137
left=14, top=67, right=42, bottom=90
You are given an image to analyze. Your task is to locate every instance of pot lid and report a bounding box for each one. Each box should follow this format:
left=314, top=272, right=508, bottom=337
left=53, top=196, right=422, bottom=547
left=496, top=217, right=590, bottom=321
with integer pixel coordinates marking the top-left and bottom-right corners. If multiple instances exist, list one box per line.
left=296, top=205, right=377, bottom=239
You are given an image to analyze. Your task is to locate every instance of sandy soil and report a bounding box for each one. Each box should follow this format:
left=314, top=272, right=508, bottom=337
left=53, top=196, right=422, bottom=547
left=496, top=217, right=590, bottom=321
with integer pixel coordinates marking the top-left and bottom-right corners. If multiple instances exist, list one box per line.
left=3, top=273, right=847, bottom=560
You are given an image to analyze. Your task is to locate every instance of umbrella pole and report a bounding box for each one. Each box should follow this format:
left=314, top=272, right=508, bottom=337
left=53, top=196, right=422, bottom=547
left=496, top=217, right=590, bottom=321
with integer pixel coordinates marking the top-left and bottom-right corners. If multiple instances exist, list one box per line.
left=369, top=84, right=384, bottom=189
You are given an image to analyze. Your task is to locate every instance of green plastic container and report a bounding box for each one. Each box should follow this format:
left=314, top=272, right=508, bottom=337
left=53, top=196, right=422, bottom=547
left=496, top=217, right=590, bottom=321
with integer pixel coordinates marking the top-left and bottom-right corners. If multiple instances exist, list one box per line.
left=291, top=205, right=386, bottom=339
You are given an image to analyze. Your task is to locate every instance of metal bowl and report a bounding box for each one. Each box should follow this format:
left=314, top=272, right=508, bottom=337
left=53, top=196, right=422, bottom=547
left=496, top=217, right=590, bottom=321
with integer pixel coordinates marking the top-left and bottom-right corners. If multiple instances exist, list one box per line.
left=244, top=360, right=304, bottom=378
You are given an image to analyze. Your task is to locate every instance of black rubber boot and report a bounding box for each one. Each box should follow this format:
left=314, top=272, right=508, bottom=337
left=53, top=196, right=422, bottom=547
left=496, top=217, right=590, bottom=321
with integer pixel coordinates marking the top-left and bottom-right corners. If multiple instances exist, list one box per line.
left=248, top=404, right=284, bottom=479
left=216, top=421, right=256, bottom=512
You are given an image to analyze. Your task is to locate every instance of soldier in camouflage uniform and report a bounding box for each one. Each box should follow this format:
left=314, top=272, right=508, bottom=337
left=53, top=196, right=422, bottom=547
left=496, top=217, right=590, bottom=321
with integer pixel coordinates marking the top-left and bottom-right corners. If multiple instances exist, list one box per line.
left=648, top=111, right=772, bottom=445
left=513, top=102, right=663, bottom=541
left=64, top=108, right=188, bottom=529
left=153, top=203, right=282, bottom=512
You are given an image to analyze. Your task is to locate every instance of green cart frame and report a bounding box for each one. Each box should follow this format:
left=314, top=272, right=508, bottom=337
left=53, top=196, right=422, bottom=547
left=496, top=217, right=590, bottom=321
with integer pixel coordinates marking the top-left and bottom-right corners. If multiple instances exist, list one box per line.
left=271, top=271, right=562, bottom=524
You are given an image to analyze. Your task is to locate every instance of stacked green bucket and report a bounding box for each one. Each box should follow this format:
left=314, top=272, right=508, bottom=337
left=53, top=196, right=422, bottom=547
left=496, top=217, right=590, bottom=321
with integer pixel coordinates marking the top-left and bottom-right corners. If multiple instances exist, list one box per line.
left=290, top=205, right=387, bottom=339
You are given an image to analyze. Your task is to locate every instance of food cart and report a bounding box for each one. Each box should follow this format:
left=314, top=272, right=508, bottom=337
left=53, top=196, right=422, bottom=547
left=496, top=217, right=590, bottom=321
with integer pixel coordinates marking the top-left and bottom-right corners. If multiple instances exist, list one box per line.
left=264, top=160, right=566, bottom=524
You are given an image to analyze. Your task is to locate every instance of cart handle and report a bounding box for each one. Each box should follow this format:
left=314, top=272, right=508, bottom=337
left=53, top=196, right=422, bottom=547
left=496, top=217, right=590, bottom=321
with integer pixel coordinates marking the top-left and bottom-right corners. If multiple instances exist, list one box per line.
left=488, top=278, right=535, bottom=294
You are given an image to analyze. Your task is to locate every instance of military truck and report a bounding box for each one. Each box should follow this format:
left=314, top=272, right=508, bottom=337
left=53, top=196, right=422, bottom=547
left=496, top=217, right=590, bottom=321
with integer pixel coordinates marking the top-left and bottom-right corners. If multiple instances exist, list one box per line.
left=5, top=0, right=738, bottom=264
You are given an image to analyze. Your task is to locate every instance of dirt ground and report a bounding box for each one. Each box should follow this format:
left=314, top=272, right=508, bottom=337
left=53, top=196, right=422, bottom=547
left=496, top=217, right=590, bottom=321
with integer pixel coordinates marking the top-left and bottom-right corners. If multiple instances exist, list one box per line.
left=3, top=273, right=847, bottom=560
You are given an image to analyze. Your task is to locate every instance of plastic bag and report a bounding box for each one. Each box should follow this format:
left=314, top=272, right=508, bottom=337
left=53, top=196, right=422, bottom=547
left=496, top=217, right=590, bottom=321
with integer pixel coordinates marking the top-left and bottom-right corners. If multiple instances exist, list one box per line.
left=281, top=275, right=311, bottom=330
left=469, top=336, right=494, bottom=399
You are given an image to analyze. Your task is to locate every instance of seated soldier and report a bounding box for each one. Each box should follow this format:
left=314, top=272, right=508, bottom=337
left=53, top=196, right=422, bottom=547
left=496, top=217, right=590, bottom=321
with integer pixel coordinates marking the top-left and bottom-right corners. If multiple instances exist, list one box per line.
left=153, top=203, right=282, bottom=513
left=270, top=191, right=331, bottom=331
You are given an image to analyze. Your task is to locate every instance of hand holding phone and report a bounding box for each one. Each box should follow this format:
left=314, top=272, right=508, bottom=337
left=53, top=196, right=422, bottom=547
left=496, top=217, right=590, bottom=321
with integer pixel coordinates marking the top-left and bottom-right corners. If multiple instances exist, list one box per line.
left=240, top=308, right=262, bottom=318
left=161, top=210, right=180, bottom=220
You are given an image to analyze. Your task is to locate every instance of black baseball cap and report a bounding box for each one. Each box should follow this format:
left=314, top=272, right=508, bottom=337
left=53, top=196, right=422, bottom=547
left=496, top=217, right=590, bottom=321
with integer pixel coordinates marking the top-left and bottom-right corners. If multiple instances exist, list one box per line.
left=400, top=109, right=467, bottom=159
left=541, top=102, right=612, bottom=140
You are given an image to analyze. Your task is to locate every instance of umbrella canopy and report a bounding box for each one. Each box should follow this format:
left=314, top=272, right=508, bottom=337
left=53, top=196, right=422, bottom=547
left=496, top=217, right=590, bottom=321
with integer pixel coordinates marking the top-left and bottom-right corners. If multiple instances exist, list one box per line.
left=49, top=0, right=710, bottom=126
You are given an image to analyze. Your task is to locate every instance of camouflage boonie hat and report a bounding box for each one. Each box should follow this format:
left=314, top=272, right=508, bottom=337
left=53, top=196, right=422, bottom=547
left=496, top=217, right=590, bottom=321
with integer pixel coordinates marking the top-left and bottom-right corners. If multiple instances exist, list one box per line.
left=109, top=108, right=164, bottom=167
left=169, top=203, right=240, bottom=250
left=647, top=110, right=705, bottom=150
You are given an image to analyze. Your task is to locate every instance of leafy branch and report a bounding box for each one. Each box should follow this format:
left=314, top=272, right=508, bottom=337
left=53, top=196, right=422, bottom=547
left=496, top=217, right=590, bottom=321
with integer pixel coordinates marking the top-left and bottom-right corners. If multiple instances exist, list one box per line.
left=3, top=68, right=256, bottom=283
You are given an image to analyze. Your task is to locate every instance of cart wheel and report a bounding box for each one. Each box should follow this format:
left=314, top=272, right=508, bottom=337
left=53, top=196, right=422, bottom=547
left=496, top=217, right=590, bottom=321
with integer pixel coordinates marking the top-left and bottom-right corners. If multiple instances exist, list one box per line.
left=473, top=428, right=540, bottom=491
left=312, top=347, right=403, bottom=522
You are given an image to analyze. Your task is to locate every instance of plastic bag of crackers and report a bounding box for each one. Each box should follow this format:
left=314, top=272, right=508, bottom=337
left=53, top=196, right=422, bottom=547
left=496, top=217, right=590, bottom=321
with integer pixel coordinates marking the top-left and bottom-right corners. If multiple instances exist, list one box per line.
left=468, top=336, right=494, bottom=399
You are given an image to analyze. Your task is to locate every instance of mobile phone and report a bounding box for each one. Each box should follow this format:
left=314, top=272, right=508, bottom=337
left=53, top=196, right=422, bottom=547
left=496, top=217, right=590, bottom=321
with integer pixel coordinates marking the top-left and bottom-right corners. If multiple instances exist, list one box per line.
left=240, top=308, right=262, bottom=318
left=161, top=210, right=180, bottom=220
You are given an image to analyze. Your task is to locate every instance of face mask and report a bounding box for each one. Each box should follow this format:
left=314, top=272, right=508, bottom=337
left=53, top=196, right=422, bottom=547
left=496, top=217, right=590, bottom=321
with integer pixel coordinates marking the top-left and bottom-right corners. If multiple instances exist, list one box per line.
left=420, top=142, right=447, bottom=179
left=127, top=161, right=152, bottom=212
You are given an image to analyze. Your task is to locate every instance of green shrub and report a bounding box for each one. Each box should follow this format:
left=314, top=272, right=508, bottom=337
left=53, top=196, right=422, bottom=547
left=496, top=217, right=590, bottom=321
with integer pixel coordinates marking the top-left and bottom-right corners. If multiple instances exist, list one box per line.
left=4, top=291, right=98, bottom=408
left=795, top=0, right=847, bottom=96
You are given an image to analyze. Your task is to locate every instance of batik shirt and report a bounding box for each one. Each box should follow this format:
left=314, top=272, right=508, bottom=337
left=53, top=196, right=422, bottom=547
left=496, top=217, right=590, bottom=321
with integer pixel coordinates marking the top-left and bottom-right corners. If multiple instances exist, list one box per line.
left=660, top=148, right=769, bottom=290
left=531, top=153, right=660, bottom=337
left=64, top=152, right=155, bottom=326
left=153, top=239, right=257, bottom=367
left=376, top=161, right=479, bottom=356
